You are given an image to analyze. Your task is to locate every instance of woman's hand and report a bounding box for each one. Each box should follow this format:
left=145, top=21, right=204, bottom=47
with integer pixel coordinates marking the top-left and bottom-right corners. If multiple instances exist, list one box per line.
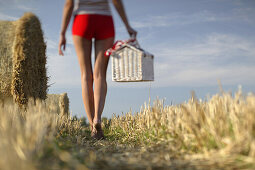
left=59, top=0, right=74, bottom=56
left=127, top=25, right=137, bottom=39
left=112, top=0, right=137, bottom=38
left=58, top=34, right=66, bottom=56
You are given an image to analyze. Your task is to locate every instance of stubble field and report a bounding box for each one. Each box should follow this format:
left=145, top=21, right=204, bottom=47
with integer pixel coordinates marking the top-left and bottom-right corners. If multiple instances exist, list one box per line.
left=0, top=89, right=255, bottom=170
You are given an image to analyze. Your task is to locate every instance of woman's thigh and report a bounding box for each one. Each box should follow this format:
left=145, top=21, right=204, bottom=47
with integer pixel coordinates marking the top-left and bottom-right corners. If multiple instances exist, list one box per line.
left=94, top=37, right=114, bottom=79
left=72, top=35, right=93, bottom=78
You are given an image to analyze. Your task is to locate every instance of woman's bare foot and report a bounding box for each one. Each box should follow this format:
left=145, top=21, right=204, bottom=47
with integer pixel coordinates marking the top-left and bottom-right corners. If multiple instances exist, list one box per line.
left=91, top=121, right=105, bottom=140
left=90, top=124, right=94, bottom=136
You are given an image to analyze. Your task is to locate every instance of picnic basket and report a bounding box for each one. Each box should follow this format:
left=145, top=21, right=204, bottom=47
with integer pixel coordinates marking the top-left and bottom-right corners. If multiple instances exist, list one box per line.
left=106, top=39, right=154, bottom=82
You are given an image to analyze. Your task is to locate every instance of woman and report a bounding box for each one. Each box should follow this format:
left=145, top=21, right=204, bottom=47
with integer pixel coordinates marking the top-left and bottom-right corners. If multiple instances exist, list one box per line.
left=58, top=0, right=137, bottom=139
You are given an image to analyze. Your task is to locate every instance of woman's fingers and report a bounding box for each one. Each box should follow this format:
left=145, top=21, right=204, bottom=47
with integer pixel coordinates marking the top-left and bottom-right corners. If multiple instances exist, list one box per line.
left=59, top=43, right=64, bottom=56
left=58, top=35, right=66, bottom=56
left=58, top=43, right=63, bottom=56
left=127, top=26, right=137, bottom=38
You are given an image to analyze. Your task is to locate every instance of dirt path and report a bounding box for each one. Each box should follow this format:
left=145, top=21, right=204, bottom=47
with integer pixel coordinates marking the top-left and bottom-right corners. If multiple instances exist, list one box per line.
left=38, top=126, right=251, bottom=170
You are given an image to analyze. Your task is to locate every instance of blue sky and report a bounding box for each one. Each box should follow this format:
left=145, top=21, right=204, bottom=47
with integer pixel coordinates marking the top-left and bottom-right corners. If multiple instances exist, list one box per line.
left=1, top=0, right=255, bottom=118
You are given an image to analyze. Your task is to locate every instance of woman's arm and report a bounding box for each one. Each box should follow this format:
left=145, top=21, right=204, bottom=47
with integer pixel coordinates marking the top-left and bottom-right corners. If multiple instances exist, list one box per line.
left=59, top=0, right=74, bottom=56
left=112, top=0, right=137, bottom=38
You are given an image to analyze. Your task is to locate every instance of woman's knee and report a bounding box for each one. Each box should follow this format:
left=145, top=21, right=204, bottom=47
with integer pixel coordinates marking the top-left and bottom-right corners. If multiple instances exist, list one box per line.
left=93, top=70, right=107, bottom=82
left=93, top=76, right=106, bottom=84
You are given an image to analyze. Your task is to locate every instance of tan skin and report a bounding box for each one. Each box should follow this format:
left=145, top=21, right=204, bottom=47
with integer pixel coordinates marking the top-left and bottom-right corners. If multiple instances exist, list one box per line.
left=59, top=0, right=137, bottom=128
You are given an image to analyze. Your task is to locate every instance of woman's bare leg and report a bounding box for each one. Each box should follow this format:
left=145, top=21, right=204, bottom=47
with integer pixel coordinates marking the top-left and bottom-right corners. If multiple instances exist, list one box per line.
left=93, top=37, right=114, bottom=123
left=73, top=35, right=94, bottom=126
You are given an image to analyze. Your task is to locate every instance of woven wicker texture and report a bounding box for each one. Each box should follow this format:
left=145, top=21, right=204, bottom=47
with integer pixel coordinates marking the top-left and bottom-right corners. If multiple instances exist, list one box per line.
left=112, top=43, right=154, bottom=82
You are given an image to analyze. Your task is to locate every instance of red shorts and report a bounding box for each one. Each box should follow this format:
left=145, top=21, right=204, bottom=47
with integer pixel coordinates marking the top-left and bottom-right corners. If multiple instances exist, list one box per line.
left=72, top=14, right=115, bottom=40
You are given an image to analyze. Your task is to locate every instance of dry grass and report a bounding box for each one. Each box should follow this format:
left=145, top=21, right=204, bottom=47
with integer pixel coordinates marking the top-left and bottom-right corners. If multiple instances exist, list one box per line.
left=0, top=89, right=255, bottom=169
left=110, top=88, right=255, bottom=167
left=0, top=97, right=84, bottom=170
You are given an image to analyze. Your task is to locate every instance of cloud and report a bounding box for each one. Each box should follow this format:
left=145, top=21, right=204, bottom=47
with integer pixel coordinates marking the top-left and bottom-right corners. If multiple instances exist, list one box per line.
left=45, top=32, right=78, bottom=89
left=156, top=65, right=255, bottom=87
left=46, top=39, right=58, bottom=49
left=232, top=7, right=255, bottom=24
left=66, top=33, right=74, bottom=45
left=0, top=0, right=36, bottom=10
left=155, top=34, right=255, bottom=65
left=130, top=11, right=222, bottom=29
left=45, top=31, right=73, bottom=50
left=47, top=33, right=255, bottom=89
left=47, top=50, right=81, bottom=88
left=130, top=8, right=254, bottom=29
left=0, top=0, right=37, bottom=20
left=16, top=4, right=37, bottom=11
left=0, top=12, right=18, bottom=20
left=152, top=34, right=255, bottom=87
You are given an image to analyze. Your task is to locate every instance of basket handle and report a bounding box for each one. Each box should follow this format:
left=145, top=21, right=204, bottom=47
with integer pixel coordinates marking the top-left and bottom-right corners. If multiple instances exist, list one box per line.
left=128, top=35, right=141, bottom=49
left=130, top=34, right=136, bottom=39
left=104, top=37, right=141, bottom=57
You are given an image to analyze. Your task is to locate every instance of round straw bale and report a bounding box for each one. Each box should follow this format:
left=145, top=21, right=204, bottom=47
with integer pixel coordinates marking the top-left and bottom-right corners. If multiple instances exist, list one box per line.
left=45, top=93, right=70, bottom=116
left=0, top=12, right=48, bottom=106
left=0, top=21, right=16, bottom=98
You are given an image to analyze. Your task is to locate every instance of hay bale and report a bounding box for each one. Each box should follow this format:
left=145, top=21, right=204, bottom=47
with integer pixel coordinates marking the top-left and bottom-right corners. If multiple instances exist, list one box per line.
left=0, top=21, right=16, bottom=98
left=45, top=93, right=70, bottom=116
left=0, top=93, right=70, bottom=116
left=0, top=12, right=48, bottom=106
